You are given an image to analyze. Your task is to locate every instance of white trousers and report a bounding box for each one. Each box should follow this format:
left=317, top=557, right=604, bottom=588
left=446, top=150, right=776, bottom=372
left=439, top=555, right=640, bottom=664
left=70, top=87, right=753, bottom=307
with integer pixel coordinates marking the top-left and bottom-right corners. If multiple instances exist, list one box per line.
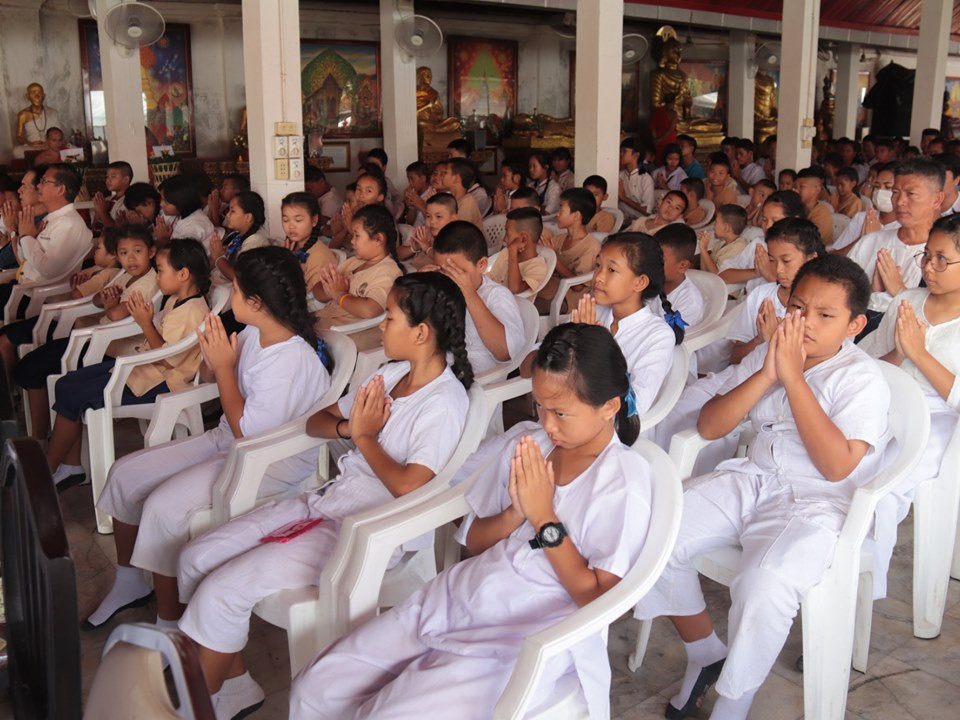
left=633, top=467, right=843, bottom=699
left=98, top=427, right=312, bottom=578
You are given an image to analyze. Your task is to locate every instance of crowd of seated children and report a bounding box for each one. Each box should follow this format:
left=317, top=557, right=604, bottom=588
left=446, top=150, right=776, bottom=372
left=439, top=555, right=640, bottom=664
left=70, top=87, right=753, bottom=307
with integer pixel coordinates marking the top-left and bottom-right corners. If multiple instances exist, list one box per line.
left=680, top=177, right=708, bottom=227
left=653, top=224, right=706, bottom=329
left=704, top=153, right=739, bottom=208
left=313, top=204, right=403, bottom=341
left=44, top=238, right=209, bottom=491
left=859, top=213, right=960, bottom=597
left=619, top=137, right=655, bottom=221
left=290, top=324, right=650, bottom=720
left=630, top=190, right=687, bottom=235
left=551, top=147, right=575, bottom=192
left=402, top=192, right=458, bottom=269
left=637, top=255, right=891, bottom=720
left=528, top=150, right=562, bottom=216
left=492, top=156, right=526, bottom=215
left=584, top=175, right=618, bottom=234
left=487, top=206, right=548, bottom=297
left=173, top=272, right=473, bottom=719
left=697, top=204, right=757, bottom=285
left=653, top=143, right=688, bottom=192
left=87, top=246, right=331, bottom=630
left=153, top=174, right=216, bottom=252
left=92, top=161, right=134, bottom=230
left=536, top=187, right=601, bottom=313
left=430, top=221, right=526, bottom=374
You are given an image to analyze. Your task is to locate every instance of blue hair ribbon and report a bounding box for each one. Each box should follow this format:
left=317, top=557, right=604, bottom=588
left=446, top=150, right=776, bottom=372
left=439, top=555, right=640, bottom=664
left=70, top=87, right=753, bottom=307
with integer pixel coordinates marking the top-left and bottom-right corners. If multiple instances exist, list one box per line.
left=294, top=247, right=310, bottom=264
left=223, top=230, right=244, bottom=258
left=624, top=373, right=639, bottom=418
left=316, top=337, right=333, bottom=371
left=664, top=310, right=689, bottom=331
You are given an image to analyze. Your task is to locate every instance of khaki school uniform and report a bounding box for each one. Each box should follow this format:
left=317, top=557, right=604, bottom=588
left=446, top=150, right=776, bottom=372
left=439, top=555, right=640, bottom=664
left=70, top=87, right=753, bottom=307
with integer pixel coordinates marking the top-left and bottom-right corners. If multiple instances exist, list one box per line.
left=830, top=193, right=861, bottom=219
left=315, top=256, right=402, bottom=328
left=488, top=251, right=548, bottom=298
left=302, top=242, right=339, bottom=294
left=807, top=202, right=834, bottom=246
left=586, top=210, right=617, bottom=234
left=711, top=184, right=738, bottom=208
left=75, top=269, right=159, bottom=330
left=535, top=232, right=601, bottom=311
left=456, top=193, right=484, bottom=231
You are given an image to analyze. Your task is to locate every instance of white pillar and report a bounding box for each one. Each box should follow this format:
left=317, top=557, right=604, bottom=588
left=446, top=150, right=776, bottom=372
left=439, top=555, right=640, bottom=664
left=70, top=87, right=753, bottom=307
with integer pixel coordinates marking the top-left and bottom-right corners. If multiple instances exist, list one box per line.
left=96, top=0, right=148, bottom=182
left=379, top=0, right=418, bottom=189
left=909, top=0, right=951, bottom=146
left=834, top=43, right=860, bottom=140
left=776, top=0, right=820, bottom=173
left=574, top=0, right=623, bottom=203
left=728, top=31, right=754, bottom=141
left=241, top=0, right=303, bottom=237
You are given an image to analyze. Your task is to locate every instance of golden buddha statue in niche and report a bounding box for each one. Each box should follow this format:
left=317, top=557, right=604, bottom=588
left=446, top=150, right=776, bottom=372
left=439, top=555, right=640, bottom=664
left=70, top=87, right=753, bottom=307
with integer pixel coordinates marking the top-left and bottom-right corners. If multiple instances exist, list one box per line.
left=650, top=31, right=723, bottom=148
left=415, top=66, right=463, bottom=155
left=754, top=70, right=778, bottom=143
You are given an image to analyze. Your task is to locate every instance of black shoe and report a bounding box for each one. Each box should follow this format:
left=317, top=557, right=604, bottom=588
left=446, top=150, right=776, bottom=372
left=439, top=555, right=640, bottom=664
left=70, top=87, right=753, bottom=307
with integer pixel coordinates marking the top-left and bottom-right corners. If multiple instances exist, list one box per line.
left=230, top=701, right=265, bottom=720
left=55, top=472, right=86, bottom=493
left=665, top=658, right=726, bottom=719
left=80, top=591, right=155, bottom=631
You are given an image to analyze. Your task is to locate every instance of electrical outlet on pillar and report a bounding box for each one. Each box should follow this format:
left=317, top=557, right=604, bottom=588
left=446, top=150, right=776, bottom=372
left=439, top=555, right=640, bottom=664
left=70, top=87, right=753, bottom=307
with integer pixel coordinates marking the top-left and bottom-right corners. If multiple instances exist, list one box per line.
left=272, top=136, right=289, bottom=158
left=275, top=158, right=290, bottom=180
left=290, top=158, right=303, bottom=181
left=288, top=136, right=302, bottom=159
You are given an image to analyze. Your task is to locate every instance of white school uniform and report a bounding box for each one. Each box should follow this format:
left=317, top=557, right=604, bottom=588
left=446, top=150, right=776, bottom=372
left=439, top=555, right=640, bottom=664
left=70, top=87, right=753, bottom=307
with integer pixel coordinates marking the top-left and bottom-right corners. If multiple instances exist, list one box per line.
left=648, top=275, right=706, bottom=329
left=695, top=281, right=786, bottom=376
left=832, top=209, right=900, bottom=252
left=108, top=195, right=128, bottom=222
left=177, top=362, right=468, bottom=654
left=859, top=289, right=960, bottom=596
left=466, top=276, right=526, bottom=374
left=652, top=166, right=688, bottom=191
left=739, top=161, right=766, bottom=188
left=618, top=169, right=655, bottom=220
left=98, top=326, right=330, bottom=578
left=172, top=209, right=217, bottom=254
left=848, top=228, right=923, bottom=312
left=468, top=183, right=492, bottom=218
left=596, top=304, right=675, bottom=419
left=555, top=168, right=575, bottom=192
left=636, top=342, right=891, bottom=700
left=289, top=422, right=653, bottom=720
left=530, top=178, right=561, bottom=215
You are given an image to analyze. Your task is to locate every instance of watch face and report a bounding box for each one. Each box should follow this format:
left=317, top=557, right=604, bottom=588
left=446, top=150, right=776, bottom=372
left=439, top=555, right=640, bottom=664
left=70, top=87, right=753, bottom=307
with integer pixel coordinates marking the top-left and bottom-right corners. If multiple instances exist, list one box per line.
left=542, top=525, right=561, bottom=544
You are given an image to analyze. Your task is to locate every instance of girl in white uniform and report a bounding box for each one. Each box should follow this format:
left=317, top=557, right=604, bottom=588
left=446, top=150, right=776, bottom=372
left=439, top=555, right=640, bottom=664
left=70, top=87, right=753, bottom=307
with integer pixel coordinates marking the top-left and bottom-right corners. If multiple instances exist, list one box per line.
left=571, top=232, right=684, bottom=420
left=635, top=256, right=892, bottom=720
left=176, top=272, right=474, bottom=720
left=289, top=323, right=652, bottom=720
left=88, top=246, right=332, bottom=630
left=153, top=175, right=216, bottom=253
left=859, top=216, right=960, bottom=597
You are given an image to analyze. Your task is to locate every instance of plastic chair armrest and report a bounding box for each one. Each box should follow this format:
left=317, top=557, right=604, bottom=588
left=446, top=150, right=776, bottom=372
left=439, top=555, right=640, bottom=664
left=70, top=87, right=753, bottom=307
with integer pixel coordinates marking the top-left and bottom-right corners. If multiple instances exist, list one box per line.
left=143, top=383, right=221, bottom=447
left=332, top=313, right=386, bottom=335
left=549, top=272, right=592, bottom=328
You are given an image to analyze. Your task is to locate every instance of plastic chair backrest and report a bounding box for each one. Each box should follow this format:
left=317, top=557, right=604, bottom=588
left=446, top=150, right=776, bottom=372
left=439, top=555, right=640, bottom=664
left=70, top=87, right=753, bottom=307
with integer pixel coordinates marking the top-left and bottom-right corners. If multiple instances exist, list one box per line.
left=475, top=299, right=540, bottom=384
left=493, top=440, right=683, bottom=719
left=833, top=213, right=852, bottom=241
left=319, top=328, right=358, bottom=401
left=398, top=224, right=415, bottom=245
left=683, top=269, right=727, bottom=329
left=483, top=214, right=508, bottom=253
left=1, top=438, right=81, bottom=720
left=693, top=199, right=716, bottom=229
left=638, top=344, right=690, bottom=434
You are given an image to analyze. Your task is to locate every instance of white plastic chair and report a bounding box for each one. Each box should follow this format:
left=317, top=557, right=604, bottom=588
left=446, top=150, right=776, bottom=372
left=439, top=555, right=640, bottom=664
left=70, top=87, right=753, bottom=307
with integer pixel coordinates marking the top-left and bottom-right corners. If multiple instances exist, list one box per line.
left=322, top=429, right=682, bottom=719
left=604, top=207, right=626, bottom=233
left=911, top=420, right=960, bottom=638
left=397, top=224, right=414, bottom=247
left=476, top=299, right=540, bottom=386
left=330, top=312, right=386, bottom=336
left=245, top=379, right=511, bottom=675
left=681, top=270, right=727, bottom=347
left=637, top=345, right=690, bottom=435
left=833, top=213, right=852, bottom=242
left=483, top=213, right=508, bottom=254
left=691, top=199, right=716, bottom=230
left=628, top=363, right=929, bottom=720
left=1, top=260, right=84, bottom=327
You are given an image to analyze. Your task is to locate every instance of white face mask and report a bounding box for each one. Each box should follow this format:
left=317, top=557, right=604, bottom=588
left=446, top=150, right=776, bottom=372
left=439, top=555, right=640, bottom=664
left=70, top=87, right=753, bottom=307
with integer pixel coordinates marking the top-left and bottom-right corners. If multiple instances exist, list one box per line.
left=874, top=188, right=894, bottom=213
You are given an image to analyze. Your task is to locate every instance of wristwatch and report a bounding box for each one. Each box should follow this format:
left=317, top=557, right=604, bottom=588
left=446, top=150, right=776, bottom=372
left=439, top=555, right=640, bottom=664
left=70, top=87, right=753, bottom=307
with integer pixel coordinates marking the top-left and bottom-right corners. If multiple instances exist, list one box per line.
left=529, top=521, right=567, bottom=550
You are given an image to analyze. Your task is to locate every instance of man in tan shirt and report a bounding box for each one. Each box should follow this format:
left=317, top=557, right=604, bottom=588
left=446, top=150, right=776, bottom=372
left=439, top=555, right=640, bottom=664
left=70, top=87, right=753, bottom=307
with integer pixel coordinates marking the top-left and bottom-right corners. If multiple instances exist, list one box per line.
left=446, top=158, right=484, bottom=230
left=796, top=166, right=834, bottom=246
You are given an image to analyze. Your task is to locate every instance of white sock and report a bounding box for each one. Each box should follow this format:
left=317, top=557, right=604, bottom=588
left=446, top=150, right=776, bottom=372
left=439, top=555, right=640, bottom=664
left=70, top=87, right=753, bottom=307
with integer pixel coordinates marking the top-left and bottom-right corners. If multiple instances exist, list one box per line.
left=210, top=691, right=219, bottom=707
left=155, top=616, right=179, bottom=630
left=51, top=463, right=84, bottom=484
left=85, top=565, right=151, bottom=627
left=214, top=672, right=264, bottom=720
left=710, top=689, right=756, bottom=720
left=670, top=632, right=727, bottom=710
left=220, top=672, right=256, bottom=694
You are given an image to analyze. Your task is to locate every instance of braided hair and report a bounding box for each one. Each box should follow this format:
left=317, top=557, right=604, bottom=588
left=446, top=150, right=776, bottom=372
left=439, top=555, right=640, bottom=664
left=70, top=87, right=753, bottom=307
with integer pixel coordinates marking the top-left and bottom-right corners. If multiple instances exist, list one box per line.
left=602, top=232, right=685, bottom=344
left=392, top=272, right=473, bottom=389
left=535, top=323, right=639, bottom=445
left=233, top=246, right=332, bottom=370
left=353, top=204, right=404, bottom=272
left=281, top=192, right=322, bottom=252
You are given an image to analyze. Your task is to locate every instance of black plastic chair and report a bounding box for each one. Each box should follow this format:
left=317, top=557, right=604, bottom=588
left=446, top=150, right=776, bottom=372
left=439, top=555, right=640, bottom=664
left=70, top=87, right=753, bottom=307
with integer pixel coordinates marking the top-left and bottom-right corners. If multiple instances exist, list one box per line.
left=1, top=437, right=81, bottom=719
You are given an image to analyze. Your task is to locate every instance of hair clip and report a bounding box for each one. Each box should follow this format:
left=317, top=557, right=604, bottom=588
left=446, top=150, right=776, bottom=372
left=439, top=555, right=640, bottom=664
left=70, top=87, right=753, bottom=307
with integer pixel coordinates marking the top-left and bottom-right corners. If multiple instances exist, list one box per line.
left=664, top=310, right=689, bottom=331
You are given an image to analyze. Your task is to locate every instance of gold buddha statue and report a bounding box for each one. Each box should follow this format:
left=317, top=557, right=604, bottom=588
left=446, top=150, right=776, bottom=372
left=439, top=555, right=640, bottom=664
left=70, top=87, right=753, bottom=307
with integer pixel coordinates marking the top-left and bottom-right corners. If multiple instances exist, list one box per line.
left=416, top=66, right=462, bottom=156
left=816, top=74, right=835, bottom=141
left=754, top=70, right=778, bottom=144
left=503, top=112, right=575, bottom=150
left=15, top=82, right=61, bottom=159
left=650, top=35, right=723, bottom=148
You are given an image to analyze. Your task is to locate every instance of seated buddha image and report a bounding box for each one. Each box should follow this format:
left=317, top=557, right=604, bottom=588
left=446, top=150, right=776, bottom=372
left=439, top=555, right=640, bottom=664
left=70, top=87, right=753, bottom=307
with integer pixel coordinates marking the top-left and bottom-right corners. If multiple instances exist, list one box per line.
left=754, top=70, right=778, bottom=144
left=416, top=67, right=461, bottom=134
left=650, top=36, right=723, bottom=141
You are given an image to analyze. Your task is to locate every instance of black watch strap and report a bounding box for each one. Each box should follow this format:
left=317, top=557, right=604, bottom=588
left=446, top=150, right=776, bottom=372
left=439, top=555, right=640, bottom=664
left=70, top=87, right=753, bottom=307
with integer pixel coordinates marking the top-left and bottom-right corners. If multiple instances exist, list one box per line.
left=528, top=521, right=567, bottom=549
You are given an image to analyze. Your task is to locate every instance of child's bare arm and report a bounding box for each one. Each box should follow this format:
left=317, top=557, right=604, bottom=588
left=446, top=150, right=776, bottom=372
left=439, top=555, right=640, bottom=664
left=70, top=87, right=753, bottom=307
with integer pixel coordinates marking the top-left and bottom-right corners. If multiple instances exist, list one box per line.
left=465, top=507, right=525, bottom=555
left=718, top=268, right=758, bottom=284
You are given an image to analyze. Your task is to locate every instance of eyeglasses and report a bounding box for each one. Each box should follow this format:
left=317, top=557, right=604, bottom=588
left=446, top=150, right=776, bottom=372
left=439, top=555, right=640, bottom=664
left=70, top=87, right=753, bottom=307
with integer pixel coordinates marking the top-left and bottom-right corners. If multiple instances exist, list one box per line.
left=915, top=251, right=960, bottom=272
left=38, top=179, right=61, bottom=187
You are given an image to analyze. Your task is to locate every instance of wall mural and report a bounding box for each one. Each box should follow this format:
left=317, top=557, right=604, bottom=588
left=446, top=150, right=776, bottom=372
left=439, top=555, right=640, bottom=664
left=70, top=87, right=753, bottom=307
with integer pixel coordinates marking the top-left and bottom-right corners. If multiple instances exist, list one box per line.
left=300, top=40, right=382, bottom=139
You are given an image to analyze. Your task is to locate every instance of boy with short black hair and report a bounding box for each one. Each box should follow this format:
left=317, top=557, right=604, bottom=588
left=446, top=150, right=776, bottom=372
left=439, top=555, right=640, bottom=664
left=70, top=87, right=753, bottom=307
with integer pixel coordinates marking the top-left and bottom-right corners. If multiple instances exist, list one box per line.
left=536, top=187, right=600, bottom=312
left=635, top=255, right=891, bottom=720
left=122, top=182, right=161, bottom=226
left=698, top=204, right=757, bottom=284
left=619, top=137, right=655, bottom=220
left=583, top=175, right=617, bottom=234
left=830, top=166, right=862, bottom=219
left=402, top=192, right=459, bottom=267
left=796, top=166, right=834, bottom=246
left=445, top=159, right=484, bottom=230
left=488, top=207, right=548, bottom=296
left=507, top=186, right=541, bottom=211
left=93, top=160, right=135, bottom=229
left=653, top=223, right=705, bottom=328
left=706, top=152, right=738, bottom=207
left=493, top=157, right=527, bottom=215
left=403, top=160, right=432, bottom=226
left=680, top=177, right=708, bottom=226
left=431, top=220, right=526, bottom=373
left=746, top=178, right=776, bottom=227
left=678, top=134, right=704, bottom=179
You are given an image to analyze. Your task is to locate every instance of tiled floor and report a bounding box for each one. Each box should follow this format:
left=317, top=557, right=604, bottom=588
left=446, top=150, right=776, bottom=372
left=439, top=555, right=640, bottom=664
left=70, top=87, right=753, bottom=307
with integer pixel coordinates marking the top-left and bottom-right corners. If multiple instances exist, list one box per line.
left=2, top=416, right=959, bottom=719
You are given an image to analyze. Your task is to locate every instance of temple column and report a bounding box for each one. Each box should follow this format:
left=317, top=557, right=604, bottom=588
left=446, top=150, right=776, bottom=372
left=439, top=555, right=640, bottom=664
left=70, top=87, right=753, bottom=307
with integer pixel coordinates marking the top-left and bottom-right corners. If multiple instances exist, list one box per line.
left=728, top=32, right=755, bottom=141
left=834, top=43, right=860, bottom=140
left=96, top=0, right=148, bottom=181
left=909, top=0, right=951, bottom=146
left=379, top=0, right=418, bottom=189
left=574, top=0, right=623, bottom=201
left=241, top=0, right=303, bottom=236
left=776, top=0, right=820, bottom=174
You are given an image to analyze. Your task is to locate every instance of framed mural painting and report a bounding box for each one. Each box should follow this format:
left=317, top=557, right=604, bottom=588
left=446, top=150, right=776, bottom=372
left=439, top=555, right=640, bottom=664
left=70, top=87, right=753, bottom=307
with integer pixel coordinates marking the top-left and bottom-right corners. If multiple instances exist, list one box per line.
left=300, top=40, right=382, bottom=138
left=78, top=20, right=196, bottom=156
left=681, top=60, right=727, bottom=126
left=448, top=37, right=518, bottom=120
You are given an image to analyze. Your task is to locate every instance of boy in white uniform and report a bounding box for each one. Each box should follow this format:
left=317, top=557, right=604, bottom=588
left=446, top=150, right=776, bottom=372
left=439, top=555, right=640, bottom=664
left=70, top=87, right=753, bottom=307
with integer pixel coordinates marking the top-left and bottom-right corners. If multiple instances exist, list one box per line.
left=635, top=255, right=891, bottom=720
left=431, top=221, right=526, bottom=375
left=652, top=224, right=706, bottom=329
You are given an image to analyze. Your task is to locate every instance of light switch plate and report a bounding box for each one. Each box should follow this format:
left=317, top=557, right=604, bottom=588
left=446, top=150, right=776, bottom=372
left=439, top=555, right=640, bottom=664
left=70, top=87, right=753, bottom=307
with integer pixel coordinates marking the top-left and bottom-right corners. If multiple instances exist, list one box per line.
left=272, top=136, right=288, bottom=158
left=288, top=136, right=302, bottom=158
left=289, top=158, right=303, bottom=181
left=275, top=158, right=289, bottom=180
left=274, top=121, right=298, bottom=136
